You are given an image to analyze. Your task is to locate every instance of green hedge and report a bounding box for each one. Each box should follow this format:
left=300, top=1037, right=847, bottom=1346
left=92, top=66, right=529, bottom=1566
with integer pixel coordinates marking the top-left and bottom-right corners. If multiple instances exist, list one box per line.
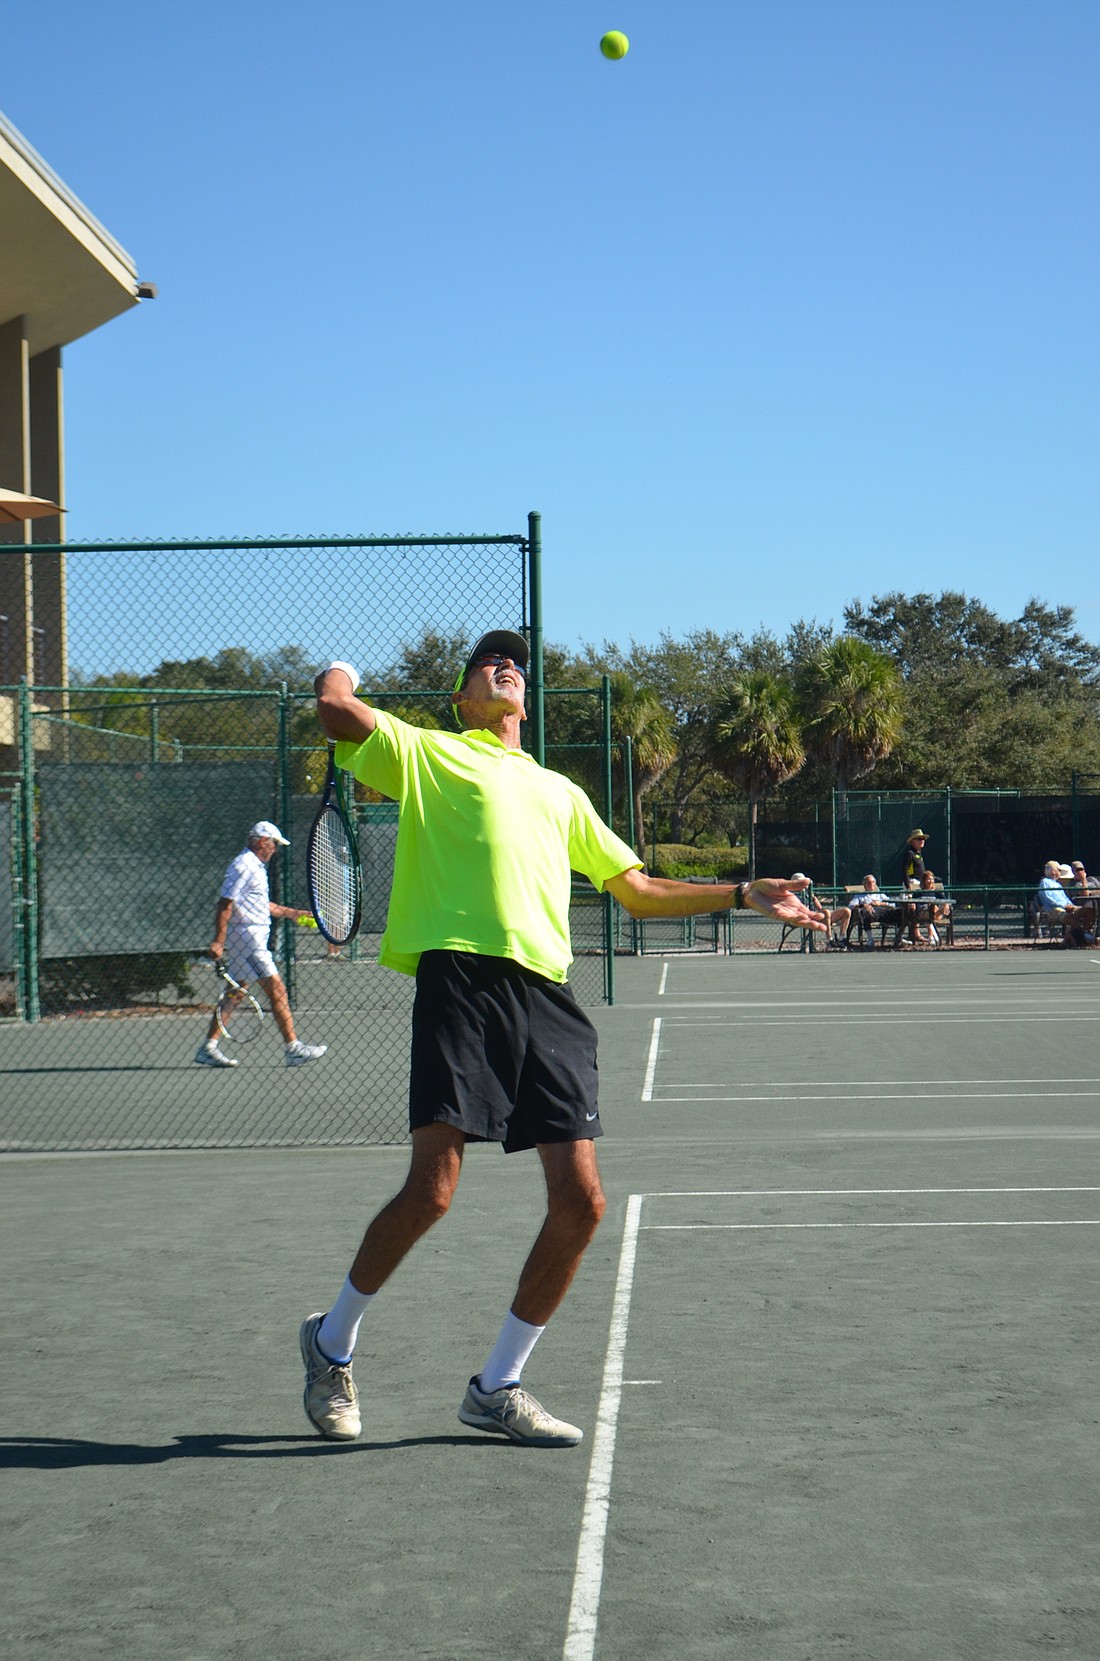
left=646, top=843, right=819, bottom=881
left=647, top=843, right=748, bottom=881
left=39, top=953, right=199, bottom=1015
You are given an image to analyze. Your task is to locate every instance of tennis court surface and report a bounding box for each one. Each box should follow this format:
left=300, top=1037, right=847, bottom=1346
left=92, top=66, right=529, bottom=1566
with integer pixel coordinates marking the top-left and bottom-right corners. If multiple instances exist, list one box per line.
left=3, top=950, right=1097, bottom=1659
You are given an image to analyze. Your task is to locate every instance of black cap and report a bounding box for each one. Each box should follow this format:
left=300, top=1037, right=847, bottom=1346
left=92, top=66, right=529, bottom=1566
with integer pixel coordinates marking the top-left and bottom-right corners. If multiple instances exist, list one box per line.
left=459, top=630, right=530, bottom=685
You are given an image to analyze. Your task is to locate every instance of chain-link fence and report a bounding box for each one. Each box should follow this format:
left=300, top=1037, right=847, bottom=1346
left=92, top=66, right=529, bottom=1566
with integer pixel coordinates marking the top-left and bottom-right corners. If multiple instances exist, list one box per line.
left=0, top=529, right=623, bottom=1152
left=643, top=785, right=1100, bottom=893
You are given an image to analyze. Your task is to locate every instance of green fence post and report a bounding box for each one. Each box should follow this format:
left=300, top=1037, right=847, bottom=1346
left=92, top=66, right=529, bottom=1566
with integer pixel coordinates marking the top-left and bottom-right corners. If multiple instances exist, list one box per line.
left=831, top=789, right=839, bottom=888
left=527, top=511, right=545, bottom=767
left=601, top=674, right=615, bottom=1004
left=623, top=735, right=635, bottom=852
left=1071, top=771, right=1080, bottom=860
left=10, top=786, right=26, bottom=1018
left=150, top=700, right=160, bottom=764
left=18, top=680, right=40, bottom=1022
left=277, top=684, right=296, bottom=1008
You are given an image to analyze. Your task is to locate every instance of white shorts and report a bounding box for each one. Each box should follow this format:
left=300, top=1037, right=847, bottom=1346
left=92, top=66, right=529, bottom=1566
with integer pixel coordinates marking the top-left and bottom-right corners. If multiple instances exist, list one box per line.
left=224, top=938, right=278, bottom=986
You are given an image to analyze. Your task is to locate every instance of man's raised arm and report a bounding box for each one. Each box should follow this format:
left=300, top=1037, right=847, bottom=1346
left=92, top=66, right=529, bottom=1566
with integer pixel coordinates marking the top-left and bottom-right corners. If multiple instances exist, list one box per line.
left=314, top=662, right=377, bottom=744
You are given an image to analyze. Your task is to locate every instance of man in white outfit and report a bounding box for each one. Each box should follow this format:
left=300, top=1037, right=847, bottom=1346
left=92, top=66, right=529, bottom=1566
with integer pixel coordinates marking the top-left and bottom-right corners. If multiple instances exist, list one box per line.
left=195, top=820, right=328, bottom=1069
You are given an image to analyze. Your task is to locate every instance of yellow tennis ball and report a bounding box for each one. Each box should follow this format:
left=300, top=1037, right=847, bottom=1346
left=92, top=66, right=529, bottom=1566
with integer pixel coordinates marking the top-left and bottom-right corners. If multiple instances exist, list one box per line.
left=600, top=30, right=629, bottom=60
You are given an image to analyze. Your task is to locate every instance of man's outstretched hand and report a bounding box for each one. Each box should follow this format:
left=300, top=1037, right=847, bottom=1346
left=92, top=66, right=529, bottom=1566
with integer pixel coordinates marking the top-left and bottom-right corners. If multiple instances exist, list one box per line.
left=743, top=877, right=827, bottom=931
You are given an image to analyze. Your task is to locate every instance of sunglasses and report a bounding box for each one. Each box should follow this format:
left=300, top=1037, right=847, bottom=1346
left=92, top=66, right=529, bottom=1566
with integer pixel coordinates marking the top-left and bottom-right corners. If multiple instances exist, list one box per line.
left=471, top=654, right=527, bottom=679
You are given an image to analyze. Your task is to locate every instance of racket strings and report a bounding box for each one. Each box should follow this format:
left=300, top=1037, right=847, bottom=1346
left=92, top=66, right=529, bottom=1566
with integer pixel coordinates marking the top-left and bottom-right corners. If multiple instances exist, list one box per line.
left=310, top=805, right=360, bottom=941
left=216, top=987, right=263, bottom=1043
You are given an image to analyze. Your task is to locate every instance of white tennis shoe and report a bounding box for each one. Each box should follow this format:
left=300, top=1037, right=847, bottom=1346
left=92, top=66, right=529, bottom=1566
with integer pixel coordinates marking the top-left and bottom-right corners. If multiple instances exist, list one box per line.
left=285, top=1041, right=327, bottom=1067
left=194, top=1043, right=238, bottom=1068
left=458, top=1377, right=583, bottom=1447
left=299, top=1313, right=361, bottom=1440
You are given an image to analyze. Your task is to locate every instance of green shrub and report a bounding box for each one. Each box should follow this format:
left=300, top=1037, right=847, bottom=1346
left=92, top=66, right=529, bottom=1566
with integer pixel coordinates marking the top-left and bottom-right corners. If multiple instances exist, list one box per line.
left=39, top=953, right=199, bottom=1014
left=646, top=843, right=748, bottom=881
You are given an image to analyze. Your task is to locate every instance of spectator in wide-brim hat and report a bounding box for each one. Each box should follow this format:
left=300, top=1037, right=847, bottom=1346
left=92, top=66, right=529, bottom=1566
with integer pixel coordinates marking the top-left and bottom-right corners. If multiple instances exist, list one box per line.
left=899, top=830, right=929, bottom=943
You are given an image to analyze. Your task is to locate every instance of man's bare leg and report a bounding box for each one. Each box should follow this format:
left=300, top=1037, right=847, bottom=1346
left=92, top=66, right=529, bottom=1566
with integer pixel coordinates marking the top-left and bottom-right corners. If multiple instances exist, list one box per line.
left=458, top=1139, right=606, bottom=1446
left=257, top=972, right=297, bottom=1044
left=302, top=1125, right=466, bottom=1440
left=348, top=1123, right=466, bottom=1294
left=511, top=1139, right=607, bottom=1325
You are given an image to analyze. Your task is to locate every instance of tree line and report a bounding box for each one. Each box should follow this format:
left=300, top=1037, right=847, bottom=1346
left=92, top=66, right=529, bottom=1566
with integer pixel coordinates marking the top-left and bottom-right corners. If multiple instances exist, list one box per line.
left=68, top=592, right=1100, bottom=868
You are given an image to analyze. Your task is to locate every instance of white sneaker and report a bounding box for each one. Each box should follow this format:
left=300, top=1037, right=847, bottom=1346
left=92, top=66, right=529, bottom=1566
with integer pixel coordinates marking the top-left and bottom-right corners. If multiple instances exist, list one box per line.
left=458, top=1376, right=583, bottom=1447
left=299, top=1313, right=361, bottom=1440
left=285, top=1042, right=327, bottom=1067
left=194, top=1043, right=238, bottom=1068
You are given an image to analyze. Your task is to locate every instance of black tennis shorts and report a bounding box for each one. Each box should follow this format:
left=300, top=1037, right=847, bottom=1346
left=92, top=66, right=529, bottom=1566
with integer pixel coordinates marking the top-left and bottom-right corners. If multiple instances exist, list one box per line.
left=409, top=950, right=602, bottom=1153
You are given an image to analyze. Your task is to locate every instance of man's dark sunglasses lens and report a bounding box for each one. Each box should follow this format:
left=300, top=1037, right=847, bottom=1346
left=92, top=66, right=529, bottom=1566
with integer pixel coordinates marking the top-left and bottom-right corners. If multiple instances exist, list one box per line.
left=473, top=654, right=526, bottom=678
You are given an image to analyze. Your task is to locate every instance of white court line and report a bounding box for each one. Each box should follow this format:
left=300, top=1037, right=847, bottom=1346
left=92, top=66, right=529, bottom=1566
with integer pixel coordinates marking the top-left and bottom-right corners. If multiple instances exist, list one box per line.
left=659, top=1014, right=1100, bottom=1027
left=563, top=1193, right=643, bottom=1661
left=640, top=1018, right=661, bottom=1102
left=652, top=1076, right=1100, bottom=1089
left=657, top=962, right=669, bottom=997
left=645, top=1220, right=1100, bottom=1230
left=624, top=996, right=1096, bottom=1009
left=643, top=1183, right=1100, bottom=1230
left=648, top=1089, right=1100, bottom=1104
left=561, top=1179, right=1094, bottom=1657
left=642, top=1185, right=1100, bottom=1196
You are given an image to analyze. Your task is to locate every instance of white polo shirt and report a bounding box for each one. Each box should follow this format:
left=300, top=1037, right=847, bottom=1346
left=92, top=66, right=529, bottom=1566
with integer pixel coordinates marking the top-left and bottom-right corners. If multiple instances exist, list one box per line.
left=220, top=849, right=272, bottom=944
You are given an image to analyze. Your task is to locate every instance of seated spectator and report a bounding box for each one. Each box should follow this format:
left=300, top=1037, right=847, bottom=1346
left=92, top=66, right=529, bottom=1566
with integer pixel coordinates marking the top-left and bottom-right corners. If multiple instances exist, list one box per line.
left=1057, top=863, right=1096, bottom=945
left=1035, top=861, right=1072, bottom=923
left=848, top=875, right=900, bottom=947
left=1069, top=860, right=1100, bottom=893
left=914, top=869, right=948, bottom=945
left=850, top=874, right=893, bottom=913
left=792, top=872, right=851, bottom=949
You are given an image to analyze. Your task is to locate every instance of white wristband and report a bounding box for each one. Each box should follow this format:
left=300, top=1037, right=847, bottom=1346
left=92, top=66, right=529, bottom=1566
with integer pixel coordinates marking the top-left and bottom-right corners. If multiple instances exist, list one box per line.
left=326, top=660, right=361, bottom=692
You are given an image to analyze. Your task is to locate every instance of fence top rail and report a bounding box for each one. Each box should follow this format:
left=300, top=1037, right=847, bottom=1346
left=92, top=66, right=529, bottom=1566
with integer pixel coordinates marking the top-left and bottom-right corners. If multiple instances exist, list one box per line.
left=3, top=534, right=529, bottom=556
left=5, top=685, right=290, bottom=699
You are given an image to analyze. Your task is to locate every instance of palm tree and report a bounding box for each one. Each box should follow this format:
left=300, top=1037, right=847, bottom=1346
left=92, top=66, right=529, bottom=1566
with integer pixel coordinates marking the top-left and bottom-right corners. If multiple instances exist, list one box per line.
left=797, top=636, right=904, bottom=810
left=607, top=672, right=677, bottom=854
left=707, top=670, right=805, bottom=877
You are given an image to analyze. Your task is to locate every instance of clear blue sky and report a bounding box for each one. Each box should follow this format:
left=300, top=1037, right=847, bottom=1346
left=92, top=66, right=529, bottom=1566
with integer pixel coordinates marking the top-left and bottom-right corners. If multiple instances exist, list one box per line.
left=6, top=0, right=1099, bottom=655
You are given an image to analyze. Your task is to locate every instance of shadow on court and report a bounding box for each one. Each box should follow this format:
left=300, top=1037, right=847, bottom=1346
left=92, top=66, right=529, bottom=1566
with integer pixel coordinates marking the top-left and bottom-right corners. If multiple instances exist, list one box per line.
left=0, top=1432, right=508, bottom=1467
left=0, top=1065, right=191, bottom=1075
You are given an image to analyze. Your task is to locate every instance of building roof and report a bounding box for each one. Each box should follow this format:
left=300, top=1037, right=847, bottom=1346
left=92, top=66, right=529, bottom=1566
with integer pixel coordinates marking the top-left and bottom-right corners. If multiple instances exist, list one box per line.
left=0, top=110, right=142, bottom=356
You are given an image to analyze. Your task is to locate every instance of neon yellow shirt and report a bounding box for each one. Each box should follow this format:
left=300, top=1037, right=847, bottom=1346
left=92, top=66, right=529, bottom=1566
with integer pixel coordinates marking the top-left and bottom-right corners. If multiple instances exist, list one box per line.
left=335, top=710, right=641, bottom=981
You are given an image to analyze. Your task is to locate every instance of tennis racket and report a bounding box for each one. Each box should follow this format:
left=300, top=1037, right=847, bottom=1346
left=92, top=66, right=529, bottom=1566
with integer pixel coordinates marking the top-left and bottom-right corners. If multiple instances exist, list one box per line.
left=213, top=959, right=264, bottom=1044
left=307, top=746, right=363, bottom=946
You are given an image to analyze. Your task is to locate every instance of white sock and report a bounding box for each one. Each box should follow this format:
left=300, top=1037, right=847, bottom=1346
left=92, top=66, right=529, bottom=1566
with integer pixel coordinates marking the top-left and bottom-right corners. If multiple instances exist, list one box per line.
left=478, top=1311, right=545, bottom=1393
left=317, top=1277, right=375, bottom=1363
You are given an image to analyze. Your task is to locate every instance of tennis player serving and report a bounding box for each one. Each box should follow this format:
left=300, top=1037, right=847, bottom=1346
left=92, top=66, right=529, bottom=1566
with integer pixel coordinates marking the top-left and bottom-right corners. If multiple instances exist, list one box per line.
left=302, top=633, right=822, bottom=1446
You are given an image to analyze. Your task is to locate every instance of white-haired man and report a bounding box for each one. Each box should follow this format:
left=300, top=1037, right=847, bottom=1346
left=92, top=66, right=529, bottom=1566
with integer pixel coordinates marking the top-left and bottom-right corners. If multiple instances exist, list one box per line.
left=195, top=821, right=327, bottom=1068
left=848, top=874, right=899, bottom=947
